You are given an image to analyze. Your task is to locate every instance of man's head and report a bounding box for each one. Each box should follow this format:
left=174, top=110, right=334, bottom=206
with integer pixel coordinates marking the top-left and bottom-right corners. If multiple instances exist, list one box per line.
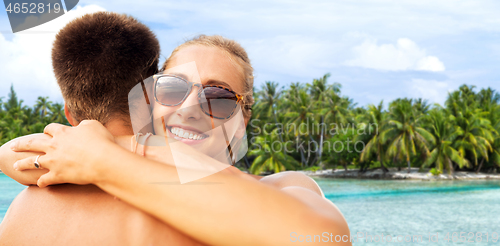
left=52, top=12, right=160, bottom=127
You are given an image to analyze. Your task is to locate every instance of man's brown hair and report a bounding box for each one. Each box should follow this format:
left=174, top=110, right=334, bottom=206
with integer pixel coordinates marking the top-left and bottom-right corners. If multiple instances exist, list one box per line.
left=52, top=12, right=160, bottom=125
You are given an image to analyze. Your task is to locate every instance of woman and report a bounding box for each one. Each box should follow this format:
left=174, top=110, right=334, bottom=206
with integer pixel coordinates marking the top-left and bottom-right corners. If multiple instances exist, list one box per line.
left=9, top=35, right=351, bottom=245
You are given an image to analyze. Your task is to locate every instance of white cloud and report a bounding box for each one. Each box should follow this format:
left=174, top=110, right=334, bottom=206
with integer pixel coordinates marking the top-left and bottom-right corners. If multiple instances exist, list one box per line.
left=408, top=79, right=452, bottom=105
left=74, top=0, right=497, bottom=80
left=0, top=5, right=105, bottom=105
left=2, top=0, right=500, bottom=107
left=415, top=56, right=445, bottom=72
left=80, top=0, right=500, bottom=36
left=241, top=35, right=343, bottom=78
left=344, top=38, right=445, bottom=72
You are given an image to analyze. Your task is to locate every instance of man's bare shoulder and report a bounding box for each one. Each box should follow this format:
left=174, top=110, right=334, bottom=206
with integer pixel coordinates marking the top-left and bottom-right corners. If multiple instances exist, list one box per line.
left=0, top=184, right=203, bottom=246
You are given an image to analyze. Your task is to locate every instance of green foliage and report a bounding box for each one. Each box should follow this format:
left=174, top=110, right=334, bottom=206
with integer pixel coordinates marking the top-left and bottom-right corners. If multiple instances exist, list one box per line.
left=430, top=168, right=442, bottom=176
left=356, top=101, right=388, bottom=172
left=303, top=166, right=321, bottom=172
left=323, top=128, right=360, bottom=170
left=248, top=129, right=300, bottom=174
left=4, top=79, right=500, bottom=176
left=382, top=98, right=434, bottom=172
left=0, top=85, right=69, bottom=146
left=422, top=108, right=467, bottom=175
left=248, top=77, right=500, bottom=175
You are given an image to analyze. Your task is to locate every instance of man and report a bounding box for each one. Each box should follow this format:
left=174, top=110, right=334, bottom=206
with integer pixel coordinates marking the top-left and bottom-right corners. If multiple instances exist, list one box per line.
left=0, top=12, right=202, bottom=245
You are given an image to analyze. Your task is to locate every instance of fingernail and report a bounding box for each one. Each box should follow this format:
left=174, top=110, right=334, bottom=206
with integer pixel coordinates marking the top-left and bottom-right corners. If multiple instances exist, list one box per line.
left=10, top=141, right=18, bottom=150
left=13, top=162, right=19, bottom=170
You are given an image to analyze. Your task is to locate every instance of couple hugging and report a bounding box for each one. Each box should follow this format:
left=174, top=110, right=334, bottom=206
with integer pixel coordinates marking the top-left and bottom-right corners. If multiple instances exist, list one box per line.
left=0, top=11, right=350, bottom=246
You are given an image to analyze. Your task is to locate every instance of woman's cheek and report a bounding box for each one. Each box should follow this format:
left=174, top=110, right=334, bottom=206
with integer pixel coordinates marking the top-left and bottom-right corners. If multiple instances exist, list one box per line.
left=151, top=111, right=162, bottom=135
left=152, top=106, right=173, bottom=135
left=206, top=131, right=227, bottom=156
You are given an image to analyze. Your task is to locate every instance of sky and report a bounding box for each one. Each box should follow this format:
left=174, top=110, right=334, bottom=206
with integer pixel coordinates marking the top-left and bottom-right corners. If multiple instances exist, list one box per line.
left=1, top=0, right=500, bottom=109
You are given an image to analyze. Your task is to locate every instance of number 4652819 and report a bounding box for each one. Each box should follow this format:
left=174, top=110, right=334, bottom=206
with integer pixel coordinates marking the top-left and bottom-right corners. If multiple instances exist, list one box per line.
left=5, top=3, right=62, bottom=14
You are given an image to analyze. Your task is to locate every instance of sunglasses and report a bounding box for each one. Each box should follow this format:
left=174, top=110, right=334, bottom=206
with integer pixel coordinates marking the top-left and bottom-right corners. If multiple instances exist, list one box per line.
left=154, top=74, right=244, bottom=120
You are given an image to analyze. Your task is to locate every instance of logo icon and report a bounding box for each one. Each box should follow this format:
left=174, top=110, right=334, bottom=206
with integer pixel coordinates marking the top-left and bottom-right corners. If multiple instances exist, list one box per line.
left=3, top=0, right=79, bottom=33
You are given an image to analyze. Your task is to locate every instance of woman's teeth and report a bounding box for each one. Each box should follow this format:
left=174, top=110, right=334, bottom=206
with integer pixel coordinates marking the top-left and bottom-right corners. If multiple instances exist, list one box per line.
left=170, top=127, right=207, bottom=140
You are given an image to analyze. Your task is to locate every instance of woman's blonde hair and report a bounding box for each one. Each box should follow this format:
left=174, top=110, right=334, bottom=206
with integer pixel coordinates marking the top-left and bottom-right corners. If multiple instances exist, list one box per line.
left=161, top=35, right=254, bottom=119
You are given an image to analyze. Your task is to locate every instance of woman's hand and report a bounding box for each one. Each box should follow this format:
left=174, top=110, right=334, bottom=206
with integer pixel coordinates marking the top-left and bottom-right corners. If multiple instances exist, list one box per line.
left=10, top=120, right=115, bottom=187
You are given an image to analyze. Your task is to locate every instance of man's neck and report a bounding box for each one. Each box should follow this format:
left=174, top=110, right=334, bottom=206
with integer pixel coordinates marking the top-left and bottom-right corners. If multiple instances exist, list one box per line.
left=105, top=119, right=134, bottom=136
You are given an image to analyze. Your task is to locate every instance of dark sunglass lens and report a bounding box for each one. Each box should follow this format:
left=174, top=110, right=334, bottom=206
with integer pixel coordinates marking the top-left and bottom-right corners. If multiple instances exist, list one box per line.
left=156, top=77, right=189, bottom=105
left=201, top=87, right=239, bottom=118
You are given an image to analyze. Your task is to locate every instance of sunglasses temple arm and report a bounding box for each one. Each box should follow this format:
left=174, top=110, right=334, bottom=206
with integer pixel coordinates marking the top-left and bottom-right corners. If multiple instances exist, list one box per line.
left=206, top=97, right=234, bottom=165
left=221, top=124, right=235, bottom=166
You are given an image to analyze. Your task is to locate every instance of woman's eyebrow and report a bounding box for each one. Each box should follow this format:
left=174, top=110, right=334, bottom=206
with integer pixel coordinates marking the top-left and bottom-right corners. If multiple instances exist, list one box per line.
left=205, top=79, right=232, bottom=89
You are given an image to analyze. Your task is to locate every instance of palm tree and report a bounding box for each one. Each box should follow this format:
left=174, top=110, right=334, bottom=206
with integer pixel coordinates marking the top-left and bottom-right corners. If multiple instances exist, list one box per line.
left=357, top=101, right=389, bottom=172
left=308, top=74, right=332, bottom=100
left=48, top=103, right=68, bottom=124
left=0, top=116, right=7, bottom=145
left=4, top=84, right=19, bottom=112
left=487, top=105, right=500, bottom=172
left=0, top=96, right=4, bottom=113
left=448, top=84, right=478, bottom=109
left=476, top=87, right=500, bottom=112
left=324, top=128, right=358, bottom=171
left=317, top=84, right=354, bottom=169
left=0, top=86, right=71, bottom=145
left=423, top=108, right=468, bottom=174
left=454, top=109, right=493, bottom=172
left=382, top=98, right=434, bottom=173
left=253, top=82, right=281, bottom=119
left=2, top=116, right=27, bottom=142
left=35, top=96, right=52, bottom=118
left=308, top=73, right=337, bottom=168
left=413, top=98, right=431, bottom=118
left=23, top=107, right=36, bottom=127
left=446, top=86, right=494, bottom=172
left=249, top=129, right=299, bottom=174
left=283, top=87, right=314, bottom=166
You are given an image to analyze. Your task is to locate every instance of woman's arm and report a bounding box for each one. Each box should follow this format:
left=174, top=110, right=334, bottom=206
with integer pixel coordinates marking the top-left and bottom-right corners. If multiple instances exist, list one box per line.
left=0, top=132, right=240, bottom=186
left=11, top=121, right=351, bottom=246
left=97, top=150, right=350, bottom=246
left=0, top=134, right=136, bottom=185
left=0, top=133, right=165, bottom=185
left=0, top=134, right=48, bottom=185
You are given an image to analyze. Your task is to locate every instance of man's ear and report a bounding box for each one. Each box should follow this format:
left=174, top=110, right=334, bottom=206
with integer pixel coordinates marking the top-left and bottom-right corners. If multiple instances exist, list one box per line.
left=64, top=103, right=77, bottom=126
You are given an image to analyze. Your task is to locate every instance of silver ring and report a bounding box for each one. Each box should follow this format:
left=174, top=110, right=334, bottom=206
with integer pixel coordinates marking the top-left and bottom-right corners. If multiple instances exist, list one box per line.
left=34, top=155, right=41, bottom=169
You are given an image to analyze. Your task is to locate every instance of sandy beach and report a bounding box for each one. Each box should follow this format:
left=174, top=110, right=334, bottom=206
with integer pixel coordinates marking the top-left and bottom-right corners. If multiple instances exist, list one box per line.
left=301, top=168, right=500, bottom=180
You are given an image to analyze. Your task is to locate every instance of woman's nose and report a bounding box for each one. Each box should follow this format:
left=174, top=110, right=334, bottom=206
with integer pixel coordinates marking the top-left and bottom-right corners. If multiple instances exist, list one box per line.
left=176, top=89, right=202, bottom=121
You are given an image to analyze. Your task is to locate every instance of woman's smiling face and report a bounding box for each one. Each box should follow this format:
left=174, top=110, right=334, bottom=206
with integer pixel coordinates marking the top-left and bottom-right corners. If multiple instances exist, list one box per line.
left=152, top=45, right=246, bottom=160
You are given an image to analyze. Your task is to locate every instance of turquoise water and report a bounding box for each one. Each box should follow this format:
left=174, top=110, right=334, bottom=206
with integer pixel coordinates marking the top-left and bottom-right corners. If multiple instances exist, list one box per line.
left=2, top=174, right=500, bottom=245
left=317, top=178, right=500, bottom=245
left=0, top=173, right=26, bottom=221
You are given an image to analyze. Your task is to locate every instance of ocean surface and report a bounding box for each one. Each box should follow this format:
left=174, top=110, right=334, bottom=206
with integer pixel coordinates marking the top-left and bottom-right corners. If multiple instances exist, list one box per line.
left=2, top=173, right=500, bottom=245
left=0, top=173, right=26, bottom=222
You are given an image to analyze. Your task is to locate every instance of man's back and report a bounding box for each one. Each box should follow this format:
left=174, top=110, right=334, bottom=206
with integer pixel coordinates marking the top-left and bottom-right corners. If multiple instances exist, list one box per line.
left=0, top=184, right=203, bottom=246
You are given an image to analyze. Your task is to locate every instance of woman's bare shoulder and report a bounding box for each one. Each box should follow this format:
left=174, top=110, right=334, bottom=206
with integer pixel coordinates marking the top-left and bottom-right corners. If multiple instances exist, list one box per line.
left=222, top=167, right=323, bottom=197
left=258, top=171, right=324, bottom=197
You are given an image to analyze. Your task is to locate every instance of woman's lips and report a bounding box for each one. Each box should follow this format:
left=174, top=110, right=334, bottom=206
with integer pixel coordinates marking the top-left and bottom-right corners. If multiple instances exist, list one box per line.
left=167, top=126, right=209, bottom=145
